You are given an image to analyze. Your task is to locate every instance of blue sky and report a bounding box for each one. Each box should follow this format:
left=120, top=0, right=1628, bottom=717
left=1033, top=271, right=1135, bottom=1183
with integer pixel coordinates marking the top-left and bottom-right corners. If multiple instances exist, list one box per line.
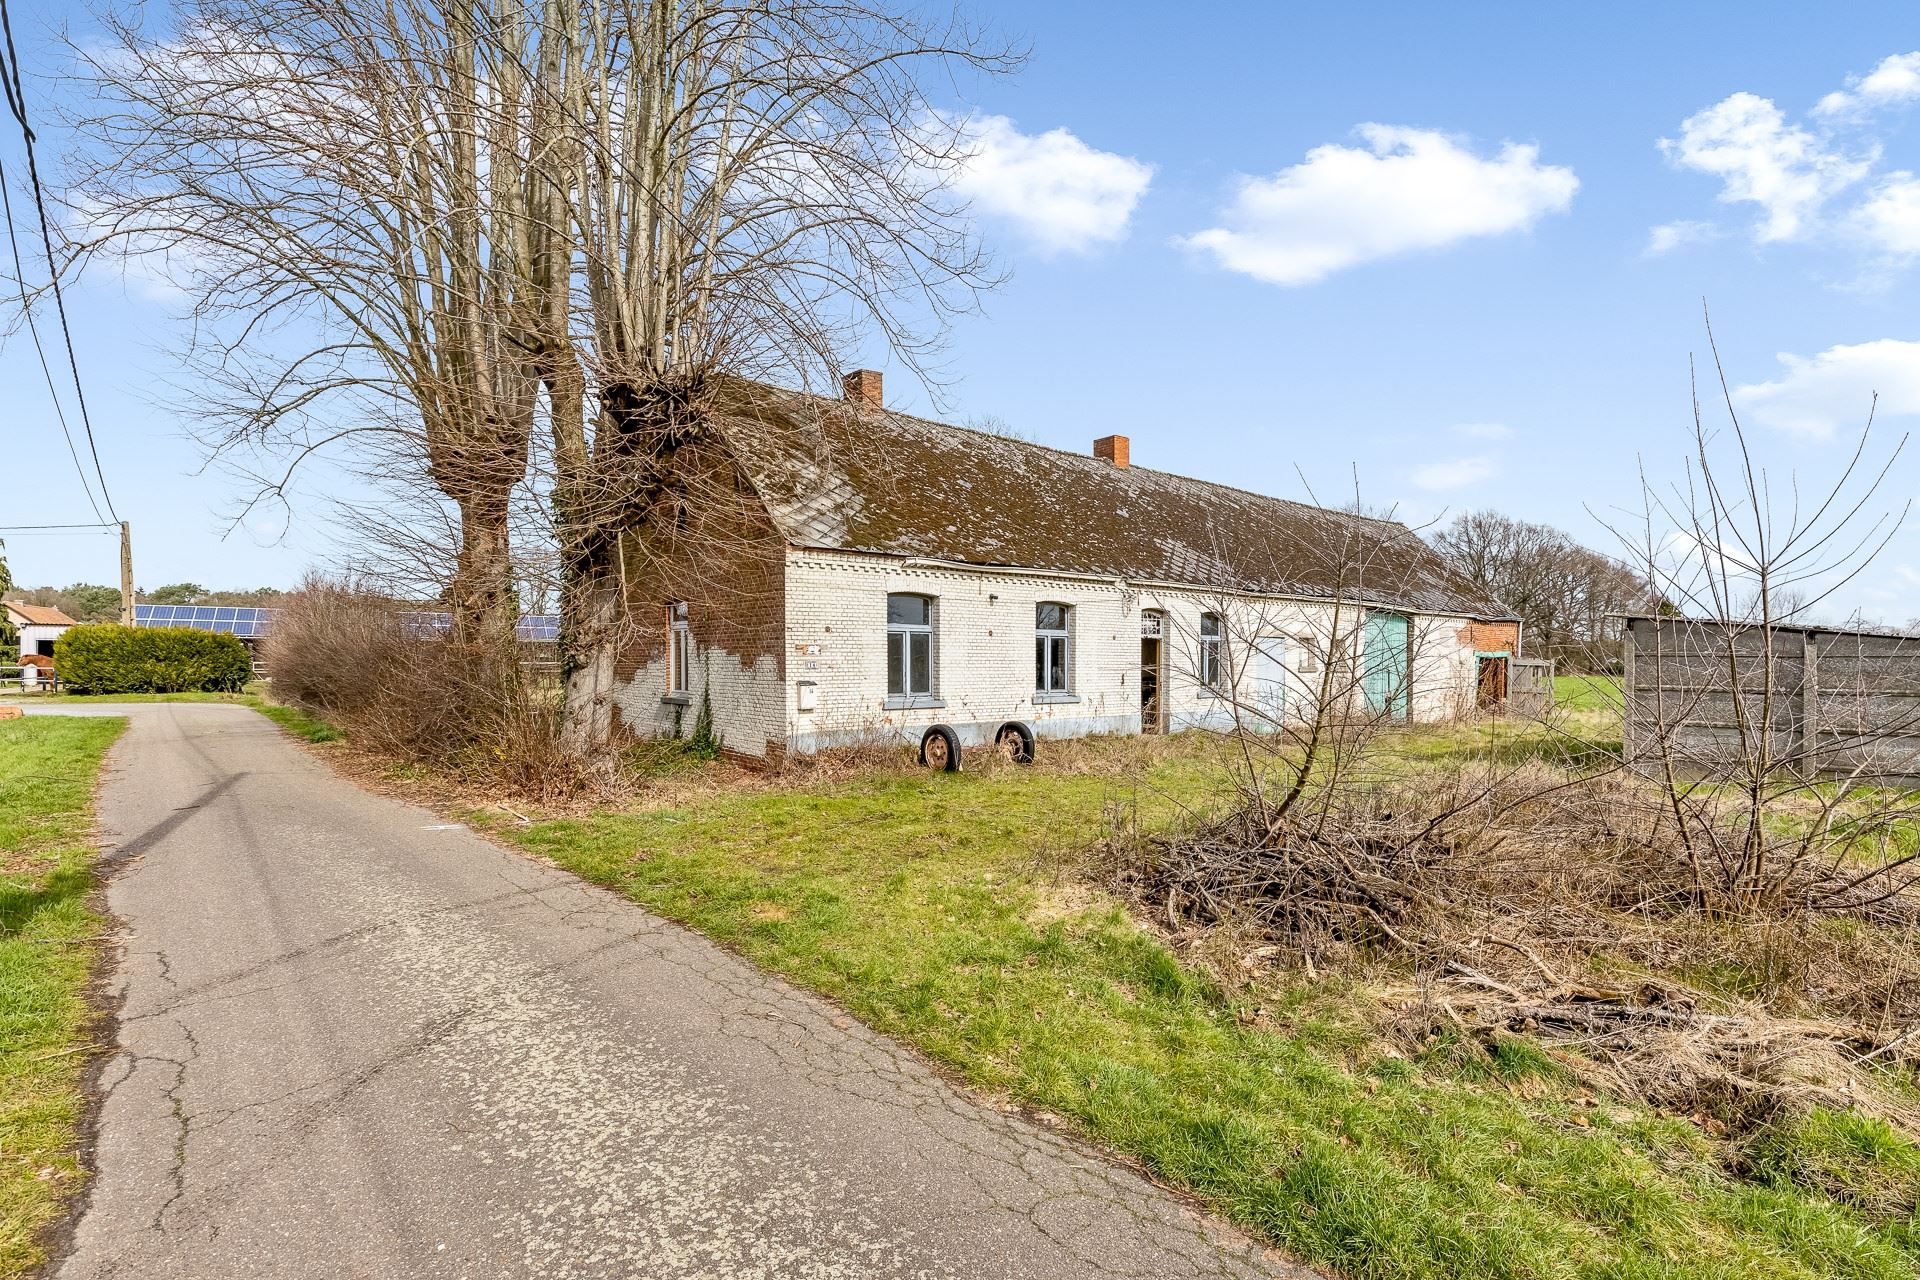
left=8, top=2, right=1920, bottom=618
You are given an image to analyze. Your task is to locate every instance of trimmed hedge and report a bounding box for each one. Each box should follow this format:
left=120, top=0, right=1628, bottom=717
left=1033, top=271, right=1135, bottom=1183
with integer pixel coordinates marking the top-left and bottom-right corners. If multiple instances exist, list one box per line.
left=55, top=624, right=252, bottom=694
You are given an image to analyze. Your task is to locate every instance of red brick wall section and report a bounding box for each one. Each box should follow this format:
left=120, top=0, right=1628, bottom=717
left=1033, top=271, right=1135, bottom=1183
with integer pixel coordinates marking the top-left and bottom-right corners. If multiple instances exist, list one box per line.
left=614, top=435, right=788, bottom=752
left=1456, top=620, right=1521, bottom=655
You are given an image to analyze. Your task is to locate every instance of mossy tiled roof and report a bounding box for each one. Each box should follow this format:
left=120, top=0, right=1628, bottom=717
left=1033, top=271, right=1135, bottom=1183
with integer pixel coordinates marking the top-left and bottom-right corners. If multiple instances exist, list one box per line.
left=713, top=378, right=1515, bottom=620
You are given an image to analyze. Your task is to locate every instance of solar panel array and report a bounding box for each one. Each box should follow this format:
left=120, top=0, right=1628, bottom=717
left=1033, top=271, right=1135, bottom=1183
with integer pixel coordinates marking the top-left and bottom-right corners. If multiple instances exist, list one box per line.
left=132, top=605, right=276, bottom=638
left=517, top=615, right=559, bottom=642
left=130, top=605, right=559, bottom=644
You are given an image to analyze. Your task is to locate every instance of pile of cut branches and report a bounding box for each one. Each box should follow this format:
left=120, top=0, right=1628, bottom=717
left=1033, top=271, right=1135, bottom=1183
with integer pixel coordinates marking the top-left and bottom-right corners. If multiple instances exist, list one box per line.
left=1103, top=760, right=1920, bottom=1141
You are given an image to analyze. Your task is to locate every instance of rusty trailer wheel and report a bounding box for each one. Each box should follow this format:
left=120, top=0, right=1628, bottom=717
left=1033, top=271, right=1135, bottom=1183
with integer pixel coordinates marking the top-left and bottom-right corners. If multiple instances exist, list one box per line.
left=994, top=721, right=1035, bottom=764
left=919, top=724, right=961, bottom=772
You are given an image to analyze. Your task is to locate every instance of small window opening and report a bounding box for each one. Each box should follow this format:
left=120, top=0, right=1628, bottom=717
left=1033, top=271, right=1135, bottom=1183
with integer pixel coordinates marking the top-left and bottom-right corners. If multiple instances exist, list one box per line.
left=1036, top=603, right=1071, bottom=693
left=887, top=593, right=933, bottom=698
left=1199, top=612, right=1224, bottom=689
left=668, top=602, right=691, bottom=694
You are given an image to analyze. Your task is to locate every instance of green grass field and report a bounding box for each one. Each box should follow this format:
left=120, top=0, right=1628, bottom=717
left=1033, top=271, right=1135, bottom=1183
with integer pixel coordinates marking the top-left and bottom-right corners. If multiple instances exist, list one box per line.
left=0, top=715, right=125, bottom=1277
left=1554, top=673, right=1623, bottom=712
left=480, top=740, right=1920, bottom=1280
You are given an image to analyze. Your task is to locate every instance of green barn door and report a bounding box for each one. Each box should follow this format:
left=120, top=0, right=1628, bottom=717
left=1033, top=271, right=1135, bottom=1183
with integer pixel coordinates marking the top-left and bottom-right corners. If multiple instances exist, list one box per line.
left=1362, top=611, right=1410, bottom=719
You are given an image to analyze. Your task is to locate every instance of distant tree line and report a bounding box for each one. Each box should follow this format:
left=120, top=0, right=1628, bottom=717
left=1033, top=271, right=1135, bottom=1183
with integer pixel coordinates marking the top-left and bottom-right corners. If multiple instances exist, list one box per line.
left=3, top=584, right=287, bottom=623
left=1428, top=510, right=1660, bottom=673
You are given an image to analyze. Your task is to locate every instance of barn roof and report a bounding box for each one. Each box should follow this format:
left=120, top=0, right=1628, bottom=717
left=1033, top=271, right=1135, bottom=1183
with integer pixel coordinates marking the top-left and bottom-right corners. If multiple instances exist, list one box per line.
left=5, top=602, right=77, bottom=627
left=712, top=378, right=1515, bottom=619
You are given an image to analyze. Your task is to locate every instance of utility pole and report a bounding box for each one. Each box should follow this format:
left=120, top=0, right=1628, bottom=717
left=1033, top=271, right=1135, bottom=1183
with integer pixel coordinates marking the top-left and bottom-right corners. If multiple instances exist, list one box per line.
left=119, top=521, right=134, bottom=625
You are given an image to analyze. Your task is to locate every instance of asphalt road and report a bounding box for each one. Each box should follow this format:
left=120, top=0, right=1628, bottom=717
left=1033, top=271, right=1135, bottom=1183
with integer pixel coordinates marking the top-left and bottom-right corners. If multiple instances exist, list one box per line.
left=29, top=703, right=1303, bottom=1279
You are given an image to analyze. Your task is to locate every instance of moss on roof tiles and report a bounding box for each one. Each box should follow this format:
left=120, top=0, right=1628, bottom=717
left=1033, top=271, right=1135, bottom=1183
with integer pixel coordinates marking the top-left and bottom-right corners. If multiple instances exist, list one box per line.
left=711, top=377, right=1514, bottom=620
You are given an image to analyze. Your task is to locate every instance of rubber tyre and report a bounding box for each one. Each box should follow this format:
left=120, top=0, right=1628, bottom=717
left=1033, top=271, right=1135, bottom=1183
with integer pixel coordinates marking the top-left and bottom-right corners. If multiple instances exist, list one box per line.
left=994, top=721, right=1036, bottom=764
left=919, top=724, right=962, bottom=772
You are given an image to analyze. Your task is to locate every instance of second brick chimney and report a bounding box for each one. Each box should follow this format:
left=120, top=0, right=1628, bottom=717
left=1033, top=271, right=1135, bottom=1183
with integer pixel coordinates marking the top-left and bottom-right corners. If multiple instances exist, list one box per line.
left=842, top=369, right=883, bottom=408
left=1093, top=434, right=1129, bottom=468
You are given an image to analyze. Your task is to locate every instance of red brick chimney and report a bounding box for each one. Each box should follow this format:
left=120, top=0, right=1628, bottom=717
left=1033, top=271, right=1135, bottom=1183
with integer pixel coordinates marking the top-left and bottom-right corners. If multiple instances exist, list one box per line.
left=842, top=369, right=883, bottom=408
left=1093, top=434, right=1129, bottom=467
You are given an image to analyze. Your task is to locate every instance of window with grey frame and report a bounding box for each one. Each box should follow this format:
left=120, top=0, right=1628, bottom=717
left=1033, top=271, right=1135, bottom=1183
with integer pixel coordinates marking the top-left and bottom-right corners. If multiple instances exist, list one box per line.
left=667, top=602, right=691, bottom=695
left=887, top=593, right=934, bottom=699
left=1035, top=602, right=1070, bottom=694
left=1199, top=612, right=1224, bottom=689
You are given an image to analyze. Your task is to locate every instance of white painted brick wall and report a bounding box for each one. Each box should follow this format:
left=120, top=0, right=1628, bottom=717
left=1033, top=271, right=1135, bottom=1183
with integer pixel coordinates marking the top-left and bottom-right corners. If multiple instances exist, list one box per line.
left=779, top=551, right=1488, bottom=752
left=611, top=547, right=1490, bottom=758
left=784, top=553, right=1139, bottom=749
left=614, top=642, right=786, bottom=758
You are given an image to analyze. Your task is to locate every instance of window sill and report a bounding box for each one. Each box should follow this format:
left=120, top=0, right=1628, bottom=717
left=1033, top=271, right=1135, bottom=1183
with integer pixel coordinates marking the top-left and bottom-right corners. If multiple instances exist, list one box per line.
left=1196, top=688, right=1228, bottom=700
left=1032, top=691, right=1081, bottom=705
left=883, top=695, right=947, bottom=711
left=661, top=693, right=693, bottom=707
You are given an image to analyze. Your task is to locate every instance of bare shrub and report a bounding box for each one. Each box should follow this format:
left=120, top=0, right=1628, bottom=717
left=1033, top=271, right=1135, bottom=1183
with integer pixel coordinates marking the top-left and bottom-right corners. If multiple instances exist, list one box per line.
left=1103, top=750, right=1920, bottom=1139
left=263, top=577, right=585, bottom=800
left=1601, top=311, right=1920, bottom=919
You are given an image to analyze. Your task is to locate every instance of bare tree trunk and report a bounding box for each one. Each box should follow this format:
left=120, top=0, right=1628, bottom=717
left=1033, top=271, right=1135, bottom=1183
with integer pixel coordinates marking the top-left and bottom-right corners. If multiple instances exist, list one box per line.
left=449, top=486, right=516, bottom=639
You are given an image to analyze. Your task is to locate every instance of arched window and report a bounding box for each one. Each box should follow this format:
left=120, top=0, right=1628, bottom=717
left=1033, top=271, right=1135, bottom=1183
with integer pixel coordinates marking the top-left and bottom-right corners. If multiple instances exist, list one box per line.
left=1199, top=612, right=1224, bottom=689
left=887, top=593, right=934, bottom=698
left=1035, top=603, right=1071, bottom=693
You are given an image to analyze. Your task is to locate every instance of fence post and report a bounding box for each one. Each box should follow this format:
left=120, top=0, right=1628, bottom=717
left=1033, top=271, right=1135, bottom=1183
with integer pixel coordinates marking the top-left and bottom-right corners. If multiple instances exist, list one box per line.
left=1799, top=630, right=1819, bottom=780
left=1620, top=618, right=1636, bottom=766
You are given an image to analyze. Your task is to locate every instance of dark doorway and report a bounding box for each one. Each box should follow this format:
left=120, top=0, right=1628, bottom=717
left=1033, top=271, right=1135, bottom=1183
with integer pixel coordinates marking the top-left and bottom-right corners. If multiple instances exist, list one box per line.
left=1140, top=637, right=1162, bottom=733
left=1476, top=655, right=1509, bottom=708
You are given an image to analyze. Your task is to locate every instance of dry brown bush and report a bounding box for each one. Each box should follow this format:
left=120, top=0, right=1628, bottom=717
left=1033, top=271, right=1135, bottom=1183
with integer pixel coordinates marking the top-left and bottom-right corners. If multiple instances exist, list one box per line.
left=263, top=577, right=591, bottom=801
left=1103, top=755, right=1920, bottom=1139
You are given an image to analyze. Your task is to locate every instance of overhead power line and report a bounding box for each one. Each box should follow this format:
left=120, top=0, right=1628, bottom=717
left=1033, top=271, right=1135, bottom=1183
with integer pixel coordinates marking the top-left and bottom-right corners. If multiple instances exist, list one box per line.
left=0, top=101, right=102, bottom=521
left=0, top=0, right=117, bottom=523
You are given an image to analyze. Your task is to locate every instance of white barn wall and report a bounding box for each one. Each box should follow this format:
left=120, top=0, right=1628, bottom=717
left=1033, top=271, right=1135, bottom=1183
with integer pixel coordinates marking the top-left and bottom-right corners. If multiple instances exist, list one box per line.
left=778, top=550, right=1490, bottom=754
left=1413, top=614, right=1480, bottom=721
left=784, top=551, right=1139, bottom=751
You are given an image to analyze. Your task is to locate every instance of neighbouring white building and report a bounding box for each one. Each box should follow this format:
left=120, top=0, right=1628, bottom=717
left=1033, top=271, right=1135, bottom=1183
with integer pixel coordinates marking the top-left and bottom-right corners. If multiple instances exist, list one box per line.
left=6, top=602, right=77, bottom=664
left=607, top=373, right=1521, bottom=764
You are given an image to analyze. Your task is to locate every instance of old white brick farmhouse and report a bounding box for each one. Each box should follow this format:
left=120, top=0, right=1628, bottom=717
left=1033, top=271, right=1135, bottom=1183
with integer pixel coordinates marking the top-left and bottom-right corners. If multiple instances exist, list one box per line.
left=610, top=373, right=1520, bottom=762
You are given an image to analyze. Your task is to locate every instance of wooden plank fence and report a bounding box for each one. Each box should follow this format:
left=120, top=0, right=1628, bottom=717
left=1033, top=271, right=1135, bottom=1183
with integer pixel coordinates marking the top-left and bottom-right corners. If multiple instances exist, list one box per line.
left=1623, top=615, right=1920, bottom=785
left=1508, top=658, right=1554, bottom=718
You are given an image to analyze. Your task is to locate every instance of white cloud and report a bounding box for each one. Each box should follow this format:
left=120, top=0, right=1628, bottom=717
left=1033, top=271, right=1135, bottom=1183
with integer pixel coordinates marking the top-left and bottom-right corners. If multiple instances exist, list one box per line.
left=947, top=114, right=1153, bottom=254
left=1853, top=172, right=1920, bottom=257
left=1814, top=52, right=1920, bottom=118
left=1731, top=338, right=1920, bottom=437
left=1644, top=219, right=1719, bottom=256
left=1660, top=92, right=1871, bottom=242
left=1410, top=455, right=1496, bottom=491
left=1453, top=422, right=1513, bottom=440
left=1175, top=124, right=1577, bottom=286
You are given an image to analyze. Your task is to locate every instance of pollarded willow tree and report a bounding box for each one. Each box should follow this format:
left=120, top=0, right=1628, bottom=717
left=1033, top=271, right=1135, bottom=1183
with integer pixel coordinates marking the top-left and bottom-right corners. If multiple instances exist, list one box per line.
left=70, top=0, right=1019, bottom=754
left=530, top=0, right=1019, bottom=752
left=67, top=0, right=573, bottom=641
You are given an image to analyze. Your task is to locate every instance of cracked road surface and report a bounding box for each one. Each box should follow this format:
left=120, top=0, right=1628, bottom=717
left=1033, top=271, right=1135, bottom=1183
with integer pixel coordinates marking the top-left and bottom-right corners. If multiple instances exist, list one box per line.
left=35, top=704, right=1307, bottom=1279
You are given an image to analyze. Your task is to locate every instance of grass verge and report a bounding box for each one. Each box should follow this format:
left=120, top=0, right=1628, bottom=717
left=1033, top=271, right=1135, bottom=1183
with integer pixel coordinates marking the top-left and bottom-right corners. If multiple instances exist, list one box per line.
left=0, top=689, right=340, bottom=744
left=246, top=699, right=341, bottom=743
left=0, top=715, right=125, bottom=1277
left=477, top=742, right=1918, bottom=1280
left=0, top=691, right=249, bottom=705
